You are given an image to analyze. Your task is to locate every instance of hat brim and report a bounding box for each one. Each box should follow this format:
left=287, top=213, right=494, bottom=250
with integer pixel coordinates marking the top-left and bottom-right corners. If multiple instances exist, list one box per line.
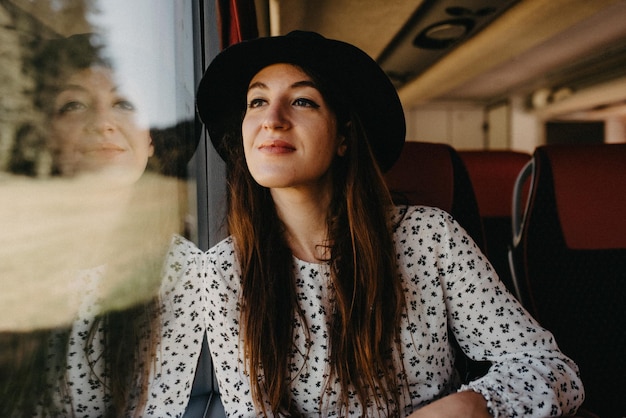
left=196, top=31, right=405, bottom=172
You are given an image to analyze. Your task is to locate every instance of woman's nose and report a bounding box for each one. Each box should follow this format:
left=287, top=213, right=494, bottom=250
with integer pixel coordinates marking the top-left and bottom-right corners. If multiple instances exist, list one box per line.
left=87, top=105, right=116, bottom=134
left=262, top=102, right=290, bottom=130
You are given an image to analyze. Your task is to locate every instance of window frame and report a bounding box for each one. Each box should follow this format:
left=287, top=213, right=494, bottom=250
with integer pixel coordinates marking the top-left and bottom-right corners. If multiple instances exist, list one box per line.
left=184, top=1, right=227, bottom=417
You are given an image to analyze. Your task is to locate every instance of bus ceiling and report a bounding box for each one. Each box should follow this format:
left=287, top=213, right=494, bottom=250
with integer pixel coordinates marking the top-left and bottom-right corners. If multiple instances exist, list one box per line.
left=262, top=0, right=626, bottom=110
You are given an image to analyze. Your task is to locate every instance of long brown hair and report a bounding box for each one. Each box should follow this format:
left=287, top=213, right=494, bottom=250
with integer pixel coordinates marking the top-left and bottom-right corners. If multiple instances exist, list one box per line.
left=0, top=330, right=54, bottom=417
left=223, top=67, right=406, bottom=416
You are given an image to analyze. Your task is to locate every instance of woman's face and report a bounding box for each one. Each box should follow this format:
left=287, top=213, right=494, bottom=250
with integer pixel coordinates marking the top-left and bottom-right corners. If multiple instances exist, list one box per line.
left=48, top=65, right=153, bottom=184
left=242, top=63, right=346, bottom=192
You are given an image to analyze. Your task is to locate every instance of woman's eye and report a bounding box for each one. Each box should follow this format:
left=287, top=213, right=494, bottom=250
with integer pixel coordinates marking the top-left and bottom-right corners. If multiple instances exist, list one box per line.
left=293, top=98, right=319, bottom=108
left=247, top=98, right=266, bottom=109
left=114, top=100, right=136, bottom=111
left=57, top=101, right=86, bottom=114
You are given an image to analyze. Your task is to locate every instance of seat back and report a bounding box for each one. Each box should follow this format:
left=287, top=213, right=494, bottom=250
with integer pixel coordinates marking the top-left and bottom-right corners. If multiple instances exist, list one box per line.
left=384, top=142, right=485, bottom=251
left=459, top=150, right=531, bottom=294
left=510, top=143, right=626, bottom=418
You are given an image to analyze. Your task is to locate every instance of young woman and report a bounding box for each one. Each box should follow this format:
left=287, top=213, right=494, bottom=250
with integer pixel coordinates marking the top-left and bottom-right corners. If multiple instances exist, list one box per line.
left=1, top=33, right=202, bottom=417
left=191, top=31, right=584, bottom=417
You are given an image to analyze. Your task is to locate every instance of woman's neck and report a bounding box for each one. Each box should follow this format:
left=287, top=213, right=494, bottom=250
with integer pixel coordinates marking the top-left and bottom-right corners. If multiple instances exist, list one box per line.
left=271, top=186, right=332, bottom=263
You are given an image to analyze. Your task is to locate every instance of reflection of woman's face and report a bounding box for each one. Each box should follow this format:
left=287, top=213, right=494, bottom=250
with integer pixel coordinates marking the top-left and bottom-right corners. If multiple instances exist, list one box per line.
left=48, top=65, right=153, bottom=184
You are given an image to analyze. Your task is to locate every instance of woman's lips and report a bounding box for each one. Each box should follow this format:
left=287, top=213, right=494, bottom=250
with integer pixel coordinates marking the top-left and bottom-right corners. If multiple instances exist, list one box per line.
left=258, top=140, right=296, bottom=154
left=82, top=143, right=126, bottom=158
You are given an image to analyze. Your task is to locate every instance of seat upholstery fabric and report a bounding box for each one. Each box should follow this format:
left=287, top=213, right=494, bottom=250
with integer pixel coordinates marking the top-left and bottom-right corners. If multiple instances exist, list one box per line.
left=510, top=144, right=626, bottom=418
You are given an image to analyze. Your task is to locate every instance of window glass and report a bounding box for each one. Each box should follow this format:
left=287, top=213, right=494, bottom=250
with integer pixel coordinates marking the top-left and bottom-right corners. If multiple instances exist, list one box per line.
left=1, top=0, right=197, bottom=327
left=0, top=0, right=202, bottom=413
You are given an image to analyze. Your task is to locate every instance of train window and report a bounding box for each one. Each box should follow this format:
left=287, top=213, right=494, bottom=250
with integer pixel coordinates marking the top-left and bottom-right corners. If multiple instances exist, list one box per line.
left=1, top=0, right=225, bottom=416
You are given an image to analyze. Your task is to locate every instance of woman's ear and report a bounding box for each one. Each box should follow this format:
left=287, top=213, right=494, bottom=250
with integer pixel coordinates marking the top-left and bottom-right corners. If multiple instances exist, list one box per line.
left=337, top=121, right=351, bottom=156
left=147, top=133, right=155, bottom=157
left=337, top=137, right=347, bottom=157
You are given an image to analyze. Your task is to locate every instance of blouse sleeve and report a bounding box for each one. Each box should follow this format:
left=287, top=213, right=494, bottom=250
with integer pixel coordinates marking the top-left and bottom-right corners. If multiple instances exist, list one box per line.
left=204, top=237, right=261, bottom=417
left=404, top=206, right=584, bottom=418
left=48, top=235, right=209, bottom=418
left=148, top=234, right=209, bottom=417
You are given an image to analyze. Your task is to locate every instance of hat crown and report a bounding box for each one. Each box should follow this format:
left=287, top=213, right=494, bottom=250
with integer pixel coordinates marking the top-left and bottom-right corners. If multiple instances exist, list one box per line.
left=285, top=30, right=325, bottom=40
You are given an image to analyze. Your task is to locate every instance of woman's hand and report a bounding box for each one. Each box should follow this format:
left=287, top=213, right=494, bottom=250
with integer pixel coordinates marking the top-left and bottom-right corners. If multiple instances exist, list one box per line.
left=408, top=390, right=492, bottom=418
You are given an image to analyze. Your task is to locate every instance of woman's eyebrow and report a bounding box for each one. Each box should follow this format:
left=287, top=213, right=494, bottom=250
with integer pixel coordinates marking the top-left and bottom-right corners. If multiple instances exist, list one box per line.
left=291, top=80, right=317, bottom=90
left=247, top=80, right=319, bottom=92
left=247, top=81, right=267, bottom=91
left=56, top=84, right=120, bottom=94
left=57, top=83, right=87, bottom=93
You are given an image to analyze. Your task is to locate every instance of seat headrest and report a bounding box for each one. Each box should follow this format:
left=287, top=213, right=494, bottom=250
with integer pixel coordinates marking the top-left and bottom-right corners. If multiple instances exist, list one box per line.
left=460, top=151, right=531, bottom=217
left=384, top=142, right=455, bottom=211
left=542, top=144, right=626, bottom=250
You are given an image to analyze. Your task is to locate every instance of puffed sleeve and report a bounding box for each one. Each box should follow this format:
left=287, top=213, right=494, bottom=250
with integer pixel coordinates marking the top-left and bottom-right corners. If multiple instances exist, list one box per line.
left=204, top=236, right=261, bottom=417
left=148, top=234, right=208, bottom=417
left=50, top=235, right=210, bottom=418
left=411, top=207, right=584, bottom=418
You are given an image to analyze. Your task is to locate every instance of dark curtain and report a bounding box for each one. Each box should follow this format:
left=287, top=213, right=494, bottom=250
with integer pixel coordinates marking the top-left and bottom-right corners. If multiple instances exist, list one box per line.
left=217, top=0, right=259, bottom=49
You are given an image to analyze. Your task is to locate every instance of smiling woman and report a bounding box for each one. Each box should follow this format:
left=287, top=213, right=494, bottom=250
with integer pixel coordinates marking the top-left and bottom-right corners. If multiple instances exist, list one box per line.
left=242, top=63, right=345, bottom=195
left=47, top=66, right=154, bottom=181
left=193, top=30, right=585, bottom=417
left=36, top=34, right=155, bottom=184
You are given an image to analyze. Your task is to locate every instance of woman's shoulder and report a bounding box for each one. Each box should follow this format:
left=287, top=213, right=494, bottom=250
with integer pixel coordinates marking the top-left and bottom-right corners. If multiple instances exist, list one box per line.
left=207, top=235, right=236, bottom=260
left=206, top=235, right=239, bottom=275
left=390, top=204, right=454, bottom=229
left=159, top=234, right=205, bottom=294
left=165, top=233, right=237, bottom=263
left=167, top=234, right=204, bottom=258
left=389, top=204, right=472, bottom=248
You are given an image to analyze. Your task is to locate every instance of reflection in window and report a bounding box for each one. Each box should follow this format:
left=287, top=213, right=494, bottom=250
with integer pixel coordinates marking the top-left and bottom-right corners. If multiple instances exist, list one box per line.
left=0, top=1, right=200, bottom=415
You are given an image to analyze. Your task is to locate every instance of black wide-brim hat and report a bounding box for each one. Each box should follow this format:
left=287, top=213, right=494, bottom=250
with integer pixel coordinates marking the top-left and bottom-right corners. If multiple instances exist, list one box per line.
left=196, top=30, right=406, bottom=172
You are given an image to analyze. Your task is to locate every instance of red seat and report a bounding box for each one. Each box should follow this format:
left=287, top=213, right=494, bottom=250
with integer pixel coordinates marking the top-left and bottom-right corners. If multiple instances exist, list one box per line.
left=459, top=150, right=531, bottom=294
left=510, top=143, right=626, bottom=418
left=384, top=141, right=485, bottom=251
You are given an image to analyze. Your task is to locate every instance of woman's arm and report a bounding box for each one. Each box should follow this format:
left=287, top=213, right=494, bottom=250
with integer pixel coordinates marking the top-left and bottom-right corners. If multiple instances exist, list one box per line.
left=435, top=208, right=584, bottom=417
left=408, top=391, right=492, bottom=418
left=400, top=206, right=584, bottom=417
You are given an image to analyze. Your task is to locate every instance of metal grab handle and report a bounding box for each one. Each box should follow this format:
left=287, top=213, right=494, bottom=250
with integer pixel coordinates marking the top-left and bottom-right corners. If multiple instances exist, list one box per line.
left=509, top=158, right=535, bottom=305
left=511, top=159, right=534, bottom=247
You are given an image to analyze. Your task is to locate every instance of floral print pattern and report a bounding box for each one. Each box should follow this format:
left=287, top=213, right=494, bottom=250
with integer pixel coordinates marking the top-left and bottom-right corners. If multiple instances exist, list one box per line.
left=44, top=206, right=584, bottom=417
left=203, top=206, right=584, bottom=417
left=44, top=236, right=205, bottom=417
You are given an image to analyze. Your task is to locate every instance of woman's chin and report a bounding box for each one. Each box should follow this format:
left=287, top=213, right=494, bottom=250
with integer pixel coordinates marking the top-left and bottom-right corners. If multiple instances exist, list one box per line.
left=74, top=166, right=144, bottom=189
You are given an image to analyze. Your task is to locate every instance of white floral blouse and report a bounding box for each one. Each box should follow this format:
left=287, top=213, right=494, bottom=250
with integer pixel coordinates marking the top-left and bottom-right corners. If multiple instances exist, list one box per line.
left=44, top=205, right=583, bottom=417
left=43, top=237, right=206, bottom=417
left=200, top=205, right=584, bottom=417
